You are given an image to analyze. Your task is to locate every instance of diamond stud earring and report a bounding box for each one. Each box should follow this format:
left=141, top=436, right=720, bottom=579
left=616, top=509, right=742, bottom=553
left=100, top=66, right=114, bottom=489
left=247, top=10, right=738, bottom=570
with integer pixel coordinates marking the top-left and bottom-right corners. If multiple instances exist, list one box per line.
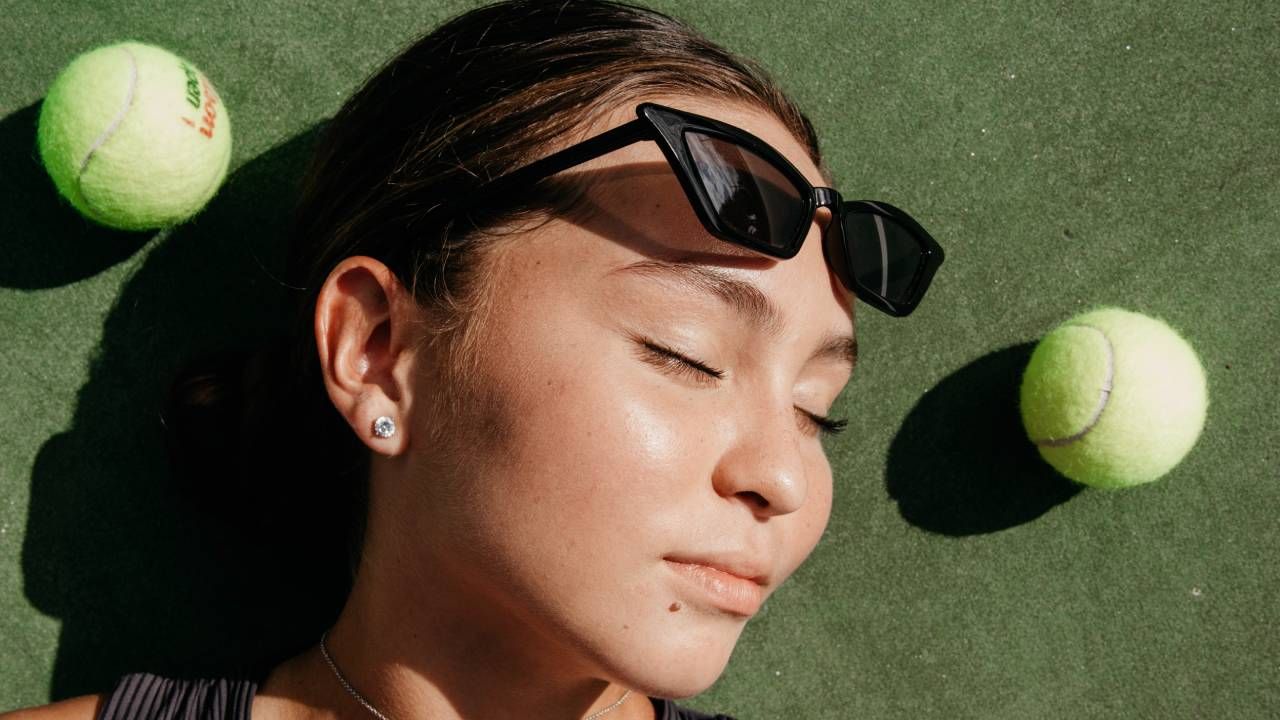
left=372, top=415, right=396, bottom=439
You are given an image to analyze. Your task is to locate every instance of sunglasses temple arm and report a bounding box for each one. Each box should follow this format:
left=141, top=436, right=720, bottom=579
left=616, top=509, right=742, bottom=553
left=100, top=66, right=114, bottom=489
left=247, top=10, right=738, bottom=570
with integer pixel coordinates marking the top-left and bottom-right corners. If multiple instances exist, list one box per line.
left=476, top=119, right=652, bottom=199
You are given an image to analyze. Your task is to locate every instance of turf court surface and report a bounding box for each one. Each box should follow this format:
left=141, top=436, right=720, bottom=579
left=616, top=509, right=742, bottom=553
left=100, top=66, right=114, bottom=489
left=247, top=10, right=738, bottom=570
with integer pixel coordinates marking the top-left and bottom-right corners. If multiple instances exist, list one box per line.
left=2, top=1, right=1277, bottom=717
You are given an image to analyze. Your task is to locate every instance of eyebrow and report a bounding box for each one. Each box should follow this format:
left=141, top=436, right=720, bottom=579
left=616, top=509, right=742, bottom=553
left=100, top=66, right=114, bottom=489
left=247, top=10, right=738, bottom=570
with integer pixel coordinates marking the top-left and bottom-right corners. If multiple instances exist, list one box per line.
left=609, top=259, right=858, bottom=370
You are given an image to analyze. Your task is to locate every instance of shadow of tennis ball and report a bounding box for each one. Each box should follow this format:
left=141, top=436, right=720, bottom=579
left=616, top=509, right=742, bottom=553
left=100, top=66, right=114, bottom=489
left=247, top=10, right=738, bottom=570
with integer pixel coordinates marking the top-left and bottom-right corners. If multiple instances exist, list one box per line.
left=885, top=343, right=1082, bottom=536
left=0, top=102, right=153, bottom=289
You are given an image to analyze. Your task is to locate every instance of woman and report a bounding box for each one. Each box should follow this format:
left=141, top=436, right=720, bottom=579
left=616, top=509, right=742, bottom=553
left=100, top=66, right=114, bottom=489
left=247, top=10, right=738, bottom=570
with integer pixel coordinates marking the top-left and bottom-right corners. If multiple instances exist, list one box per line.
left=6, top=0, right=942, bottom=718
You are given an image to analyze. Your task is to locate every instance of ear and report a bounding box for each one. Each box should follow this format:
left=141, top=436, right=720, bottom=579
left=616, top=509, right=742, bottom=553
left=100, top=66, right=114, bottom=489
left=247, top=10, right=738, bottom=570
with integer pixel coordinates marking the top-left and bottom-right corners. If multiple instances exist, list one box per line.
left=314, top=256, right=418, bottom=457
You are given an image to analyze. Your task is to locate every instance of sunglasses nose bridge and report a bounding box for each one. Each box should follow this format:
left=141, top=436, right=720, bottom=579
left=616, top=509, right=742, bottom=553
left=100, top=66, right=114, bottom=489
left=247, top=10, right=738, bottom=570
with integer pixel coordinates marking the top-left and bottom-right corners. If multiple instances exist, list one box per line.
left=813, top=186, right=840, bottom=209
left=809, top=185, right=856, bottom=296
left=810, top=186, right=841, bottom=236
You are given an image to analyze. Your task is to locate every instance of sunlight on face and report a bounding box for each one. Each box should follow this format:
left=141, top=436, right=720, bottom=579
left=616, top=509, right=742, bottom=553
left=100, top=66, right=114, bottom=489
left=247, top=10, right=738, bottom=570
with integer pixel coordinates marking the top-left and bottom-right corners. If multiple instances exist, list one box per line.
left=404, top=95, right=855, bottom=699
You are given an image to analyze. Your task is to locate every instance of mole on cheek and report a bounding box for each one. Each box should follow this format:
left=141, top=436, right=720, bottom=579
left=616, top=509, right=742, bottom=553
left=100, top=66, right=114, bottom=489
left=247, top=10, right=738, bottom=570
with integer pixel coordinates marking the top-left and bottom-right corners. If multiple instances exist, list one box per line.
left=668, top=602, right=682, bottom=612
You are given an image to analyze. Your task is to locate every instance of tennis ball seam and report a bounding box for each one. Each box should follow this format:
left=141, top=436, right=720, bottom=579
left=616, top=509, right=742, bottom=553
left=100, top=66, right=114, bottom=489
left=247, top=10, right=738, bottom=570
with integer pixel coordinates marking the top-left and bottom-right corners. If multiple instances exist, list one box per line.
left=1029, top=322, right=1115, bottom=448
left=74, top=45, right=141, bottom=220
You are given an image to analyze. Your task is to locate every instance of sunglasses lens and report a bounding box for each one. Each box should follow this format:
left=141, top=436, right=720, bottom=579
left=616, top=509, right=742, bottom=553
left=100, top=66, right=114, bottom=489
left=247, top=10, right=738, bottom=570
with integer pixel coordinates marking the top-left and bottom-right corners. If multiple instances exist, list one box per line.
left=684, top=130, right=806, bottom=252
left=841, top=209, right=924, bottom=305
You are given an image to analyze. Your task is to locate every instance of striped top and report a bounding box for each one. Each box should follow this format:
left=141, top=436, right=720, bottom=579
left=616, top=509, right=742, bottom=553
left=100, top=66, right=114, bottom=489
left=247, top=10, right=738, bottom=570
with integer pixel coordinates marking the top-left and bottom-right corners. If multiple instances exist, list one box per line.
left=97, top=673, right=256, bottom=720
left=97, top=672, right=736, bottom=719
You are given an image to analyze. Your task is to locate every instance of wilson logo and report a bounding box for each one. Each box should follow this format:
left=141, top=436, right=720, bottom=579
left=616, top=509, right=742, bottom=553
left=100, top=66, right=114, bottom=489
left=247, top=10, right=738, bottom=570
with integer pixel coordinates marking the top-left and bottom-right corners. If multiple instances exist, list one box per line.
left=177, top=63, right=221, bottom=139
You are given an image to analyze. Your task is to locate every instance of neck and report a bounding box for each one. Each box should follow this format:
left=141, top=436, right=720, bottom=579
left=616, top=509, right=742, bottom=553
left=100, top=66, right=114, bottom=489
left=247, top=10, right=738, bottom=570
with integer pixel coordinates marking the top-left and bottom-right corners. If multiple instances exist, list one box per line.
left=258, top=529, right=656, bottom=720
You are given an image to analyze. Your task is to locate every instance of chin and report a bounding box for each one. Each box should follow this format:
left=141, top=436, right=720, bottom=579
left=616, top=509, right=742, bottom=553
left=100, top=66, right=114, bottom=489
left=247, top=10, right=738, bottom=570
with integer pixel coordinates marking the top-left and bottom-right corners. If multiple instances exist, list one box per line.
left=601, top=611, right=749, bottom=700
left=641, top=666, right=730, bottom=701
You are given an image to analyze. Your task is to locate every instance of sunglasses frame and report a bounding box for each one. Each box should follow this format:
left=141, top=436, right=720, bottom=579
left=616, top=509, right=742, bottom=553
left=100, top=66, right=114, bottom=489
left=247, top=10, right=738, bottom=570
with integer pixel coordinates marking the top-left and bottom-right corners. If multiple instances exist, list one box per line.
left=462, top=101, right=945, bottom=317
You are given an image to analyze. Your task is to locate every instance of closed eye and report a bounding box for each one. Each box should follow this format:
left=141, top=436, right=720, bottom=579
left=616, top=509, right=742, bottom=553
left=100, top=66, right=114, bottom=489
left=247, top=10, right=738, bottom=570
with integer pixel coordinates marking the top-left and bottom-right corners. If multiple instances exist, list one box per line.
left=632, top=336, right=848, bottom=437
left=636, top=338, right=724, bottom=383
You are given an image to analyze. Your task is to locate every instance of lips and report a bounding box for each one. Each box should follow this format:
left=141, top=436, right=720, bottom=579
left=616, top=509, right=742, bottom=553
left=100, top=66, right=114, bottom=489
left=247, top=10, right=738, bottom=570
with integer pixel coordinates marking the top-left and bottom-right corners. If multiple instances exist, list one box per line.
left=664, top=554, right=770, bottom=617
left=663, top=554, right=770, bottom=585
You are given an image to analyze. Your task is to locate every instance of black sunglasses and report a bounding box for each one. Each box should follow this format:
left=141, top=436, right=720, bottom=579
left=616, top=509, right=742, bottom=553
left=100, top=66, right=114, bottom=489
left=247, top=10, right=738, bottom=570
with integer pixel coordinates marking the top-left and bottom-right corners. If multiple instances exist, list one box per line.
left=460, top=102, right=944, bottom=317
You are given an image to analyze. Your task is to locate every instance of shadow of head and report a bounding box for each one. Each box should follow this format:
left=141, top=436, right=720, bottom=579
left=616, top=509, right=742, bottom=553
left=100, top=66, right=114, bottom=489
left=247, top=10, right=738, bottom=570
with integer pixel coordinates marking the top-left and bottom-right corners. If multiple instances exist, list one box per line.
left=20, top=123, right=353, bottom=698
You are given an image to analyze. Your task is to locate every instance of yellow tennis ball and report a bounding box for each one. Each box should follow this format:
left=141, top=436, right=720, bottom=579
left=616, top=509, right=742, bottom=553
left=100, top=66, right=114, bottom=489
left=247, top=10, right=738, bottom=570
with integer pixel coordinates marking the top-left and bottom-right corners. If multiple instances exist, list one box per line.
left=1019, top=306, right=1209, bottom=489
left=36, top=41, right=232, bottom=231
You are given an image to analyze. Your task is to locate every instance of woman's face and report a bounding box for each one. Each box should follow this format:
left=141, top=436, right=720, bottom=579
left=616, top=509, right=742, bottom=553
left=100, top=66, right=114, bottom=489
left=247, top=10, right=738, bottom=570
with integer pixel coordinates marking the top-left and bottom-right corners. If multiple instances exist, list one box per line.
left=396, top=96, right=855, bottom=698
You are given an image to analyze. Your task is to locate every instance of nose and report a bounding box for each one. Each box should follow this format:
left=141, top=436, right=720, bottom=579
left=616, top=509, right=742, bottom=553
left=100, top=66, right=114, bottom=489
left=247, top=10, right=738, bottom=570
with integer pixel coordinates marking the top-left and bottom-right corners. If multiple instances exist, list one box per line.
left=710, top=399, right=809, bottom=517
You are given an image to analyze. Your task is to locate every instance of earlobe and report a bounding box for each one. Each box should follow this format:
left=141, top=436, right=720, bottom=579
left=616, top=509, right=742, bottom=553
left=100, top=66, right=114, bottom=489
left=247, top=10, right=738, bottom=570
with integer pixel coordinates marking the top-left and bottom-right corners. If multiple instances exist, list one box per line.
left=313, top=256, right=413, bottom=456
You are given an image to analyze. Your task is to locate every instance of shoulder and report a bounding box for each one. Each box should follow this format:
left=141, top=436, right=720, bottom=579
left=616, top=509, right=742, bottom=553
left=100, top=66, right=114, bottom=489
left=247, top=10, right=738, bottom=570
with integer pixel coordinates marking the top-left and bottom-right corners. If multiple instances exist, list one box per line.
left=653, top=697, right=737, bottom=720
left=0, top=694, right=106, bottom=720
left=6, top=673, right=259, bottom=720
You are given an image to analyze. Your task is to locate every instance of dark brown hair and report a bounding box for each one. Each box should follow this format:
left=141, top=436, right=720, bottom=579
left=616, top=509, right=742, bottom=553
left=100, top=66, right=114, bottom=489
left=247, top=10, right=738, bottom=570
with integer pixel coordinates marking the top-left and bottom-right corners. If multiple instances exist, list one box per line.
left=165, top=0, right=824, bottom=586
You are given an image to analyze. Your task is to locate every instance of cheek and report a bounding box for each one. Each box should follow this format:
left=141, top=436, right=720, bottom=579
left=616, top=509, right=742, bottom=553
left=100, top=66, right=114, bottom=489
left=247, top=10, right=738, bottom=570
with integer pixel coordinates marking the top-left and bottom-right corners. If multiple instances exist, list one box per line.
left=779, top=459, right=835, bottom=580
left=498, top=347, right=700, bottom=523
left=453, top=320, right=707, bottom=575
left=437, top=328, right=727, bottom=666
left=808, top=468, right=834, bottom=543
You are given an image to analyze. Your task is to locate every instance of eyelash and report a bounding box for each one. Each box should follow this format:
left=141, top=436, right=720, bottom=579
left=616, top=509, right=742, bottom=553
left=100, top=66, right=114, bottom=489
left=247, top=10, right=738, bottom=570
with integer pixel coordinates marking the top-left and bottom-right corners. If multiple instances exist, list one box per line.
left=635, top=338, right=849, bottom=438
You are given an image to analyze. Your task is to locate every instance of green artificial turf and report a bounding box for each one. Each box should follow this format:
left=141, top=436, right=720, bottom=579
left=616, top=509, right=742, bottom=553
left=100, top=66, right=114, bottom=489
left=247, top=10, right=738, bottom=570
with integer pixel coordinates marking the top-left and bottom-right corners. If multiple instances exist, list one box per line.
left=2, top=1, right=1277, bottom=717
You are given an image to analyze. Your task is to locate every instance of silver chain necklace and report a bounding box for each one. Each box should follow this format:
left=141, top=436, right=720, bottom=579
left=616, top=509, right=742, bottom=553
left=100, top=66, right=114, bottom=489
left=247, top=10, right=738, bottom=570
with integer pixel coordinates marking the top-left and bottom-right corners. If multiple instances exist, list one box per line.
left=319, top=630, right=633, bottom=720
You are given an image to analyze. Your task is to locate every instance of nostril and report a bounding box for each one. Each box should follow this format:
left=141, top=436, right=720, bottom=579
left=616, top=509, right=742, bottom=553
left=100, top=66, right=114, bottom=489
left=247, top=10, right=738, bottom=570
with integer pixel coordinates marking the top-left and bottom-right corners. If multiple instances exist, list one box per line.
left=739, top=490, right=769, bottom=510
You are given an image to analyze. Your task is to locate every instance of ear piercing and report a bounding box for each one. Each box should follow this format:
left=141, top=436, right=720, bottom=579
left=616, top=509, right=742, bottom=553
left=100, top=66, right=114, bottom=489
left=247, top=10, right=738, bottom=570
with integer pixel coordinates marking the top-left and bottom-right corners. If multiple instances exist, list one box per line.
left=371, top=415, right=396, bottom=439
